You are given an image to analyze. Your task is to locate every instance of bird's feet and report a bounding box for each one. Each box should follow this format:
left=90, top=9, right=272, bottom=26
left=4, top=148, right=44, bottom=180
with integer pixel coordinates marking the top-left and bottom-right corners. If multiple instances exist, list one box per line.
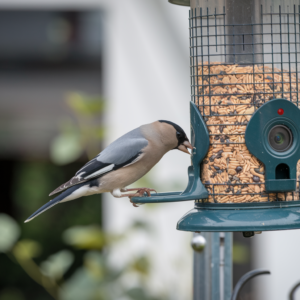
left=125, top=187, right=157, bottom=197
left=125, top=188, right=157, bottom=208
left=113, top=188, right=156, bottom=207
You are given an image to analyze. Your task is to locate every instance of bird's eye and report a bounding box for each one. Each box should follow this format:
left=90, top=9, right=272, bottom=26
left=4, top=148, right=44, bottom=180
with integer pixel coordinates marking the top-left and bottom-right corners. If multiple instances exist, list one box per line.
left=176, top=131, right=182, bottom=137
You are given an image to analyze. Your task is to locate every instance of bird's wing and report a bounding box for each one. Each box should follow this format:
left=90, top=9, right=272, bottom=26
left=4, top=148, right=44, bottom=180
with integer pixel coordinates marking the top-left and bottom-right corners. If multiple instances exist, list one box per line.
left=49, top=128, right=148, bottom=196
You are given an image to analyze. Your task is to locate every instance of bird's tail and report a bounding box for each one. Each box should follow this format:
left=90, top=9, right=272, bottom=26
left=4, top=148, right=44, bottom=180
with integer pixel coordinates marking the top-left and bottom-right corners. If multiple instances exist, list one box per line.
left=24, top=182, right=86, bottom=223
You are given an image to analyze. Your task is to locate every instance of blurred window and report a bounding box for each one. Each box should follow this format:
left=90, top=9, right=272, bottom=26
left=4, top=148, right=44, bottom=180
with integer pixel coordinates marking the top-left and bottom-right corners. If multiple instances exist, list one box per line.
left=0, top=9, right=103, bottom=159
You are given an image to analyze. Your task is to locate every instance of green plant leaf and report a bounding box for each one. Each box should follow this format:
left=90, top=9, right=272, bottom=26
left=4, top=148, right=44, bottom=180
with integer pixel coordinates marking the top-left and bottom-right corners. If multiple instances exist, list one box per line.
left=130, top=220, right=154, bottom=233
left=0, top=288, right=25, bottom=300
left=129, top=256, right=150, bottom=276
left=13, top=240, right=42, bottom=259
left=63, top=225, right=106, bottom=250
left=0, top=214, right=20, bottom=252
left=67, top=93, right=105, bottom=116
left=60, top=268, right=100, bottom=300
left=40, top=250, right=74, bottom=280
left=92, top=127, right=106, bottom=139
left=50, top=132, right=82, bottom=165
left=126, top=288, right=160, bottom=300
left=232, top=242, right=250, bottom=264
left=83, top=251, right=104, bottom=279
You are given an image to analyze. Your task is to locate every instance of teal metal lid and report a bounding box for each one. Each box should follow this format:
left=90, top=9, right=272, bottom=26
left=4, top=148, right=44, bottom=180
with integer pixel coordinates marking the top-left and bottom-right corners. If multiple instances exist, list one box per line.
left=168, top=0, right=190, bottom=6
left=177, top=201, right=300, bottom=232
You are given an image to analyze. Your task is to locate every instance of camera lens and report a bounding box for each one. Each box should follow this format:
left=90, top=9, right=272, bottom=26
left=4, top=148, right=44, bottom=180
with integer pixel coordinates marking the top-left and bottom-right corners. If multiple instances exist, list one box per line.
left=268, top=125, right=293, bottom=152
left=274, top=133, right=284, bottom=145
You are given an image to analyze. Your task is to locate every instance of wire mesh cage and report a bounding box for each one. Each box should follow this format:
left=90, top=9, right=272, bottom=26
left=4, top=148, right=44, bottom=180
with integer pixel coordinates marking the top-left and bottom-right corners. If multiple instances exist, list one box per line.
left=190, top=2, right=300, bottom=203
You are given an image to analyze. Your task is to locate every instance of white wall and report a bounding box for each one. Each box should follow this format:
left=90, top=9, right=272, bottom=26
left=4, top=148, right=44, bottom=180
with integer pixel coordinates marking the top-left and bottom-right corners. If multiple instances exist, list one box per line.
left=103, top=1, right=193, bottom=298
left=253, top=230, right=300, bottom=300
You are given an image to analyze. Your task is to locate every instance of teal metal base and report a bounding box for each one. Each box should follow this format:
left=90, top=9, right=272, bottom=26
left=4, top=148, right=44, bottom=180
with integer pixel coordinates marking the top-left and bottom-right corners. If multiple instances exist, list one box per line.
left=168, top=0, right=190, bottom=6
left=177, top=201, right=300, bottom=232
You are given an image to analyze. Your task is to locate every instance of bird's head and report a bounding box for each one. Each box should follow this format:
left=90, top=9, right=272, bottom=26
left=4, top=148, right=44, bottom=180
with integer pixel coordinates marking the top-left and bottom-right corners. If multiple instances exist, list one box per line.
left=158, top=120, right=193, bottom=154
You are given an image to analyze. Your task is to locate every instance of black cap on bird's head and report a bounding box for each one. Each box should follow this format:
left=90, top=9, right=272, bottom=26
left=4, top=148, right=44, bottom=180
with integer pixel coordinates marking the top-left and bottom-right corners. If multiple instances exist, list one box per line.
left=159, top=120, right=193, bottom=154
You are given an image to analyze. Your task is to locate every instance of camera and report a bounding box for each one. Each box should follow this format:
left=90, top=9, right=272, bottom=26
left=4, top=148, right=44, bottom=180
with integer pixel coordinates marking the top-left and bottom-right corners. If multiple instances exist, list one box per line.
left=268, top=125, right=293, bottom=152
left=245, top=98, right=300, bottom=192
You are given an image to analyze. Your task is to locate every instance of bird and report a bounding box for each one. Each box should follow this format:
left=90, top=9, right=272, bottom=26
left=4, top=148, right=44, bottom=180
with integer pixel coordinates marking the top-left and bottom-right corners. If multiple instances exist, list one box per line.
left=25, top=120, right=193, bottom=223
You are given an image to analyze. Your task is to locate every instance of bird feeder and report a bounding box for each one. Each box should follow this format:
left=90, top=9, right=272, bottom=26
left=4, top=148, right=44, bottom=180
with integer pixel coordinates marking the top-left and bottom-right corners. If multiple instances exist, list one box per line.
left=132, top=0, right=300, bottom=235
left=132, top=1, right=300, bottom=298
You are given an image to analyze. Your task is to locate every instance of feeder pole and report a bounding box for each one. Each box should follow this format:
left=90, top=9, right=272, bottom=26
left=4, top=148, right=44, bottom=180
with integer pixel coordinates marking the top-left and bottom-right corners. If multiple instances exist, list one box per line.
left=192, top=232, right=233, bottom=300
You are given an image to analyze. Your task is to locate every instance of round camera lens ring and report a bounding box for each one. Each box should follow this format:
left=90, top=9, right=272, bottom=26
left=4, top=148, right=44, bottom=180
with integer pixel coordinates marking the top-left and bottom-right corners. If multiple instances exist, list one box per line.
left=268, top=125, right=293, bottom=152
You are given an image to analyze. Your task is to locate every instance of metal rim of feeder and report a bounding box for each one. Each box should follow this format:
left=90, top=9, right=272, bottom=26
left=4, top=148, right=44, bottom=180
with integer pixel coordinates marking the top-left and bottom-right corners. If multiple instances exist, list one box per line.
left=168, top=0, right=190, bottom=6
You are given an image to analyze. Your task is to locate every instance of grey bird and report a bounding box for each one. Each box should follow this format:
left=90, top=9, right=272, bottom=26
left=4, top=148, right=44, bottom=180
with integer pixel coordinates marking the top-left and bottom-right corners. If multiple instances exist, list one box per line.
left=25, top=120, right=193, bottom=223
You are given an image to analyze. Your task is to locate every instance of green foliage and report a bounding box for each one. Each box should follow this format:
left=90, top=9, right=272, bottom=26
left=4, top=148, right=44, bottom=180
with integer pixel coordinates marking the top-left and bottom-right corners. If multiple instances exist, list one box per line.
left=66, top=93, right=105, bottom=116
left=129, top=256, right=150, bottom=276
left=50, top=124, right=82, bottom=165
left=61, top=250, right=123, bottom=300
left=13, top=240, right=42, bottom=259
left=50, top=93, right=105, bottom=165
left=126, top=288, right=162, bottom=300
left=63, top=226, right=106, bottom=250
left=2, top=160, right=102, bottom=300
left=1, top=92, right=170, bottom=300
left=40, top=250, right=74, bottom=281
left=0, top=214, right=167, bottom=300
left=0, top=288, right=25, bottom=300
left=0, top=214, right=20, bottom=252
left=232, top=242, right=250, bottom=264
left=12, top=162, right=63, bottom=222
left=130, top=220, right=154, bottom=234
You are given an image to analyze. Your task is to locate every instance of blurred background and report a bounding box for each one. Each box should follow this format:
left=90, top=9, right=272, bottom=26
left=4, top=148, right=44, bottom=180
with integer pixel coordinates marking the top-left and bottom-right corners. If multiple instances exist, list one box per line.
left=0, top=1, right=299, bottom=300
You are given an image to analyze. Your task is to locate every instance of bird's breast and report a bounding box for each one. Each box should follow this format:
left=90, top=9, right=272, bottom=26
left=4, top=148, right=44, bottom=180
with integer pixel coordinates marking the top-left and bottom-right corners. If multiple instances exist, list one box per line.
left=100, top=152, right=164, bottom=191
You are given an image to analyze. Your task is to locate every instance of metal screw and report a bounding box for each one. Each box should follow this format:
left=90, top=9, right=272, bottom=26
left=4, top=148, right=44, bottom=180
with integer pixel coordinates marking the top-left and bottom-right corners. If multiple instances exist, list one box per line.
left=191, top=234, right=206, bottom=253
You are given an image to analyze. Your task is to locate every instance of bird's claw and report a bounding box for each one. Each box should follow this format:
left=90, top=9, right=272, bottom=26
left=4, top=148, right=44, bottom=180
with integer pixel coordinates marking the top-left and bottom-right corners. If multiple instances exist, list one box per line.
left=128, top=188, right=156, bottom=207
left=140, top=189, right=156, bottom=197
left=136, top=188, right=156, bottom=197
left=129, top=196, right=142, bottom=207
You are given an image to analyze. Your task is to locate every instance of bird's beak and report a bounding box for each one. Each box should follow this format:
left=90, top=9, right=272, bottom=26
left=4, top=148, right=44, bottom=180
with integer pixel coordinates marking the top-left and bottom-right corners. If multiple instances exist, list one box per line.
left=178, top=141, right=193, bottom=155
